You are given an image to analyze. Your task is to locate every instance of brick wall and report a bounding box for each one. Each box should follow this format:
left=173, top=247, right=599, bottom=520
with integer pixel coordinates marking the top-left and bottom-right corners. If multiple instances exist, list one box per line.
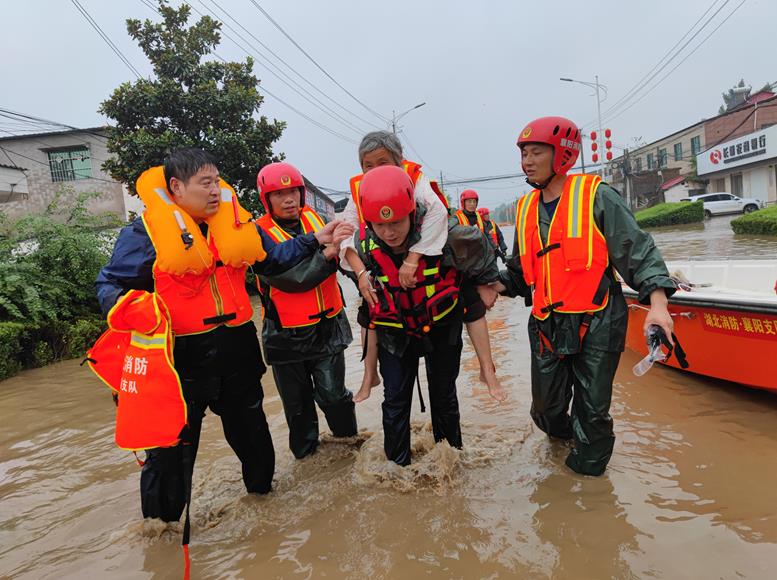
left=704, top=97, right=777, bottom=146
left=0, top=130, right=124, bottom=220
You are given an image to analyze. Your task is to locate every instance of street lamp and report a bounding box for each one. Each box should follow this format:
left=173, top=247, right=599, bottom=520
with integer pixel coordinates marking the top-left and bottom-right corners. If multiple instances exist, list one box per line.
left=560, top=76, right=607, bottom=173
left=391, top=102, right=426, bottom=134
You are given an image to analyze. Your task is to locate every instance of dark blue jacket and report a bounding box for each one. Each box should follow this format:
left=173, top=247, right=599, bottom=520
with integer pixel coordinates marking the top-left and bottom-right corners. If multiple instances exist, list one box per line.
left=95, top=217, right=319, bottom=314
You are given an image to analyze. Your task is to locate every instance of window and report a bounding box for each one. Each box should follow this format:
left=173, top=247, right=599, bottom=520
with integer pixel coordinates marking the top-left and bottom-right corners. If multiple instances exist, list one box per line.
left=47, top=147, right=92, bottom=182
left=634, top=157, right=642, bottom=172
left=731, top=173, right=743, bottom=196
left=690, top=135, right=701, bottom=155
left=658, top=148, right=667, bottom=167
left=647, top=153, right=654, bottom=169
left=674, top=143, right=683, bottom=161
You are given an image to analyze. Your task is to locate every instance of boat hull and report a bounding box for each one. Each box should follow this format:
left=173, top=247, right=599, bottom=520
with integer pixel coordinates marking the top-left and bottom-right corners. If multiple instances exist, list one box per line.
left=625, top=294, right=777, bottom=393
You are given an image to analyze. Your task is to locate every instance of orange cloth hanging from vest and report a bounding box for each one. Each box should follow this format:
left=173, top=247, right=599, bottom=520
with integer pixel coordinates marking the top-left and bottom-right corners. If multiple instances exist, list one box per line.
left=87, top=290, right=187, bottom=451
left=514, top=174, right=610, bottom=320
left=256, top=208, right=344, bottom=328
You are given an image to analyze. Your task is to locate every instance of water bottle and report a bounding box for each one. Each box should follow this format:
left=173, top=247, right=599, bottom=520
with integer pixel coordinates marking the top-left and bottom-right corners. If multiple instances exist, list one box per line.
left=632, top=325, right=667, bottom=376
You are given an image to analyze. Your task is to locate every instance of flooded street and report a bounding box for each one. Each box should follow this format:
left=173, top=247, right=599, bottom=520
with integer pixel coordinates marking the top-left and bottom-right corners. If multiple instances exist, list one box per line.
left=2, top=216, right=777, bottom=579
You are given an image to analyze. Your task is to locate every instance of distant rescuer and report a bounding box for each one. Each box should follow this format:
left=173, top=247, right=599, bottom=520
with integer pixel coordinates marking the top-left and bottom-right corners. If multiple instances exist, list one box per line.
left=494, top=116, right=676, bottom=476
left=255, top=161, right=357, bottom=459
left=355, top=165, right=502, bottom=465
left=94, top=147, right=353, bottom=522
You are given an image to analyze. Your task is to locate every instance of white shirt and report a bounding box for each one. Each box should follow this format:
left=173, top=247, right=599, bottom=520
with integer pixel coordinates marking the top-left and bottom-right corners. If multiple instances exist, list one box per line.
left=339, top=172, right=449, bottom=271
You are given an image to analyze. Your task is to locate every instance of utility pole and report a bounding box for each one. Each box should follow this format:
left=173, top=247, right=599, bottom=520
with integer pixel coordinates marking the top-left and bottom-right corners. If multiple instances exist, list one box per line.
left=623, top=148, right=632, bottom=210
left=560, top=76, right=607, bottom=176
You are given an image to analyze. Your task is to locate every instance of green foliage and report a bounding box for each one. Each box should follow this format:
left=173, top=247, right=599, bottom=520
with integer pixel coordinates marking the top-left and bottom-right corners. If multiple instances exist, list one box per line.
left=0, top=322, right=24, bottom=380
left=635, top=201, right=704, bottom=228
left=98, top=0, right=285, bottom=216
left=731, top=206, right=777, bottom=236
left=719, top=79, right=749, bottom=114
left=0, top=190, right=118, bottom=324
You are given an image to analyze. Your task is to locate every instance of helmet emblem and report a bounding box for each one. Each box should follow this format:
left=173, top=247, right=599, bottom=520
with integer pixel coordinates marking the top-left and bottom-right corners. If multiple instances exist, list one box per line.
left=380, top=206, right=394, bottom=220
left=280, top=175, right=292, bottom=186
left=522, top=127, right=532, bottom=138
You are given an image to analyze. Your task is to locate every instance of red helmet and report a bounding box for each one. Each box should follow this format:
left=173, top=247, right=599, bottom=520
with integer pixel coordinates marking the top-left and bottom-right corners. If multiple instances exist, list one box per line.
left=516, top=116, right=581, bottom=175
left=460, top=189, right=479, bottom=208
left=256, top=162, right=305, bottom=212
left=477, top=207, right=490, bottom=217
left=360, top=165, right=415, bottom=223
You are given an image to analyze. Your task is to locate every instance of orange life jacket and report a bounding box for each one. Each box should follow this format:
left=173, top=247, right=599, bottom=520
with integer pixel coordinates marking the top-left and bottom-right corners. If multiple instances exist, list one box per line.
left=455, top=209, right=486, bottom=233
left=515, top=174, right=610, bottom=320
left=256, top=208, right=344, bottom=328
left=136, top=166, right=265, bottom=336
left=87, top=290, right=187, bottom=451
left=485, top=220, right=499, bottom=247
left=350, top=160, right=447, bottom=222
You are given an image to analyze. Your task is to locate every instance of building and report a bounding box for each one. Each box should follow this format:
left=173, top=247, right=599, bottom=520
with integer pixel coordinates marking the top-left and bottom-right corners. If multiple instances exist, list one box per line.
left=696, top=123, right=777, bottom=203
left=0, top=128, right=126, bottom=220
left=303, top=176, right=336, bottom=221
left=610, top=91, right=777, bottom=207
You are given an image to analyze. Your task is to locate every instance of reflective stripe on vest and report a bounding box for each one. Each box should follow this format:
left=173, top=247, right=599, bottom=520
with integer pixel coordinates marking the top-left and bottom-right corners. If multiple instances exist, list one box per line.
left=515, top=174, right=609, bottom=320
left=86, top=290, right=187, bottom=451
left=350, top=160, right=424, bottom=224
left=360, top=234, right=460, bottom=335
left=455, top=209, right=485, bottom=233
left=257, top=208, right=344, bottom=328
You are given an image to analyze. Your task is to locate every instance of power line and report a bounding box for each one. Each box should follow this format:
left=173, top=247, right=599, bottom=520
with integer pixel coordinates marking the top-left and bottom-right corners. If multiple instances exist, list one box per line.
left=602, top=0, right=748, bottom=127
left=193, top=0, right=366, bottom=136
left=590, top=0, right=730, bottom=127
left=246, top=0, right=388, bottom=123
left=205, top=0, right=382, bottom=131
left=136, top=0, right=358, bottom=145
left=70, top=0, right=143, bottom=79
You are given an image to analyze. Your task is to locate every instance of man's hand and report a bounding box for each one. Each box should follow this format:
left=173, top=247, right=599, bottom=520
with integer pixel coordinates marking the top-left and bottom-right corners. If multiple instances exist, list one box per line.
left=314, top=220, right=354, bottom=245
left=645, top=288, right=674, bottom=345
left=322, top=244, right=339, bottom=261
left=398, top=252, right=421, bottom=289
left=476, top=284, right=499, bottom=310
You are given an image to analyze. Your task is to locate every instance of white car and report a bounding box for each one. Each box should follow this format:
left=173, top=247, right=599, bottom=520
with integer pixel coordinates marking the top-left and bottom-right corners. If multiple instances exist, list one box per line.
left=683, top=192, right=765, bottom=218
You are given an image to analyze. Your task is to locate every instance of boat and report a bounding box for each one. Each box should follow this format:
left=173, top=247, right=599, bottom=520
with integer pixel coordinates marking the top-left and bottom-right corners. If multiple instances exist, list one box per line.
left=623, top=259, right=777, bottom=392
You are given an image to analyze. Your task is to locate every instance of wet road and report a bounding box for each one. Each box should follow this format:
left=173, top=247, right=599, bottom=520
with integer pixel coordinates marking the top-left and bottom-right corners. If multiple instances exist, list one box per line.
left=1, top=215, right=776, bottom=579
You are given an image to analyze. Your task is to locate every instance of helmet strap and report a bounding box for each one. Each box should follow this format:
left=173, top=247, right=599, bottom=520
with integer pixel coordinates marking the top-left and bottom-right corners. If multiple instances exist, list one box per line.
left=525, top=171, right=555, bottom=190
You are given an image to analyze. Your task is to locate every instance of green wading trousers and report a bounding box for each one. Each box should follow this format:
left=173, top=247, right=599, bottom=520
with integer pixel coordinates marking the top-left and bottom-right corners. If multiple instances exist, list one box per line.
left=530, top=339, right=620, bottom=476
left=271, top=352, right=357, bottom=459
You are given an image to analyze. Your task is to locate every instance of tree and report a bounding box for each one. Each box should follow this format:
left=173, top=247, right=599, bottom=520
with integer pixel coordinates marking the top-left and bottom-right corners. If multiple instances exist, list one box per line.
left=718, top=79, right=750, bottom=114
left=99, top=1, right=285, bottom=215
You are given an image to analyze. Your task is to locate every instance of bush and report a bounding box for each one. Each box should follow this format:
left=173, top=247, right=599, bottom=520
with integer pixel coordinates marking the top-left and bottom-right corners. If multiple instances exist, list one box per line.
left=0, top=317, right=107, bottom=381
left=635, top=201, right=704, bottom=228
left=0, top=322, right=24, bottom=380
left=0, top=190, right=116, bottom=381
left=731, top=205, right=777, bottom=236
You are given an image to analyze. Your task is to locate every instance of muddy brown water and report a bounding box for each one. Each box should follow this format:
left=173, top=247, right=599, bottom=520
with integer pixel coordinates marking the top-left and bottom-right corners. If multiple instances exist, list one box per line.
left=2, top=215, right=777, bottom=579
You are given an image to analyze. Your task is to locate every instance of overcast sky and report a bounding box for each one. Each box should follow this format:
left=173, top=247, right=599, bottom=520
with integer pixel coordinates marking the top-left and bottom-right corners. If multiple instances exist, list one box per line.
left=2, top=0, right=774, bottom=208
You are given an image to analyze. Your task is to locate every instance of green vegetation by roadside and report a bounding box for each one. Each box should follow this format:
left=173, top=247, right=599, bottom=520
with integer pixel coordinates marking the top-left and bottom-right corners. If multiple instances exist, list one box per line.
left=0, top=191, right=118, bottom=381
left=731, top=205, right=777, bottom=236
left=634, top=201, right=704, bottom=228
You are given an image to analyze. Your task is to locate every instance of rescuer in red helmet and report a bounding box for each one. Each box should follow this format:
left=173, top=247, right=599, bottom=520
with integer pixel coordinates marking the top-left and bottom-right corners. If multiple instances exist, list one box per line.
left=356, top=165, right=503, bottom=465
left=477, top=207, right=508, bottom=259
left=494, top=116, right=676, bottom=476
left=255, top=162, right=357, bottom=459
left=340, top=131, right=502, bottom=403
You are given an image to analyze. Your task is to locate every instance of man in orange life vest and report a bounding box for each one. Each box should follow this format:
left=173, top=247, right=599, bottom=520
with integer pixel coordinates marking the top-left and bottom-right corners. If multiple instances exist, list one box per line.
left=355, top=165, right=501, bottom=465
left=494, top=117, right=676, bottom=476
left=255, top=162, right=357, bottom=459
left=95, top=148, right=353, bottom=521
left=477, top=207, right=508, bottom=260
left=341, top=131, right=503, bottom=403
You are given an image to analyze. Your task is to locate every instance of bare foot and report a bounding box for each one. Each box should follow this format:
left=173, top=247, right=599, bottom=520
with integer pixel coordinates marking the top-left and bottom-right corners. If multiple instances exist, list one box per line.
left=354, top=384, right=372, bottom=403
left=480, top=365, right=507, bottom=402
